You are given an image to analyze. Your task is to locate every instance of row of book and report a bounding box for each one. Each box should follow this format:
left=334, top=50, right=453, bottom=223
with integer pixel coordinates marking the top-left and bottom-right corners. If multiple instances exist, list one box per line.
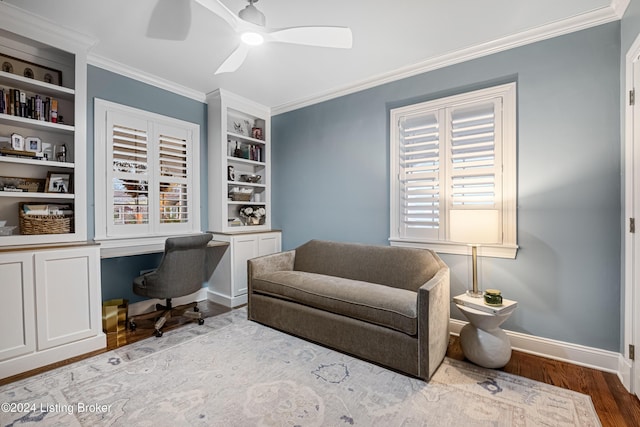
left=0, top=88, right=59, bottom=123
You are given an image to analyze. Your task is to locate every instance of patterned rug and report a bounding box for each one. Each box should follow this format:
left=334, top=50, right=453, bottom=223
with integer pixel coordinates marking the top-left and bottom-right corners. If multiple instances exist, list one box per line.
left=0, top=308, right=600, bottom=426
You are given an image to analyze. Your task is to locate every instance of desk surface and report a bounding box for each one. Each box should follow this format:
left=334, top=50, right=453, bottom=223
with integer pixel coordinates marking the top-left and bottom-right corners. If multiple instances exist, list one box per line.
left=100, top=240, right=229, bottom=259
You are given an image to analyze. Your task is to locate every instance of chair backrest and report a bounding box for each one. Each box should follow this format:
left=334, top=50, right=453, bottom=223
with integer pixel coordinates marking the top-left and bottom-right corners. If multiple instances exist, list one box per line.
left=143, top=233, right=213, bottom=299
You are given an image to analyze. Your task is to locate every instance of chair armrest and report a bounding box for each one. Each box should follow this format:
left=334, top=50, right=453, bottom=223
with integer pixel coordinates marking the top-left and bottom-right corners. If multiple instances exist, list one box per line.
left=417, top=265, right=450, bottom=380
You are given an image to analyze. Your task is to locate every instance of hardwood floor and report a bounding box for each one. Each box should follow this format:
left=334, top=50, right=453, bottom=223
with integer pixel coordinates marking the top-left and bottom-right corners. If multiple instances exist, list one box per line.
left=2, top=301, right=639, bottom=427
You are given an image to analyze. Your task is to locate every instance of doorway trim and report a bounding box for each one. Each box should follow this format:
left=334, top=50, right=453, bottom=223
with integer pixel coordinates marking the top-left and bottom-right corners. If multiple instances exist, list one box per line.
left=622, top=31, right=640, bottom=394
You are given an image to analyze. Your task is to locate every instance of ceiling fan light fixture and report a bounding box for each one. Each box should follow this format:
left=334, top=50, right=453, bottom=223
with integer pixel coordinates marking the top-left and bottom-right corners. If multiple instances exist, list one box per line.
left=241, top=31, right=264, bottom=46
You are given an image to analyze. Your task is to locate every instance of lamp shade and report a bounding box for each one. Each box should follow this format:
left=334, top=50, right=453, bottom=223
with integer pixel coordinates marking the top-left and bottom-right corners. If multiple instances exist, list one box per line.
left=449, top=209, right=500, bottom=244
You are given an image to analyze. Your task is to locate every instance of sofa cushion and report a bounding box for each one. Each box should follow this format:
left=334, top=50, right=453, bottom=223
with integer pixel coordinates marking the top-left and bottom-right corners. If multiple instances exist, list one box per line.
left=252, top=270, right=418, bottom=335
left=293, top=240, right=441, bottom=292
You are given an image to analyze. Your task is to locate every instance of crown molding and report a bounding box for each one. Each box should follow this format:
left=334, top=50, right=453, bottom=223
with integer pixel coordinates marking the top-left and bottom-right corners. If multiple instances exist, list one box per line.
left=87, top=53, right=207, bottom=103
left=0, top=1, right=97, bottom=53
left=272, top=1, right=627, bottom=115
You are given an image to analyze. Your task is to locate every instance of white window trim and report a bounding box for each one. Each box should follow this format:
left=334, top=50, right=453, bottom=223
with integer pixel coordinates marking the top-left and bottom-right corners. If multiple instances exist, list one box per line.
left=389, top=83, right=518, bottom=259
left=94, top=99, right=201, bottom=248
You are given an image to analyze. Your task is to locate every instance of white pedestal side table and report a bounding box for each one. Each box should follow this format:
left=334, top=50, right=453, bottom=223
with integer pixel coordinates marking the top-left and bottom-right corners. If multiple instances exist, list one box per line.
left=454, top=293, right=518, bottom=369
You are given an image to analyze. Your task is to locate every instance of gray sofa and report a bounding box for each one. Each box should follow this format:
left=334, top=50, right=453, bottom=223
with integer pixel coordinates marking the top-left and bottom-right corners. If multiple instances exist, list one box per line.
left=247, top=239, right=450, bottom=380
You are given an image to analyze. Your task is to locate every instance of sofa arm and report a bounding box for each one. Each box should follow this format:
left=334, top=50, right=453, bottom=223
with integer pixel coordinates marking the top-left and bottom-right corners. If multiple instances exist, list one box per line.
left=248, top=249, right=296, bottom=279
left=417, top=265, right=450, bottom=380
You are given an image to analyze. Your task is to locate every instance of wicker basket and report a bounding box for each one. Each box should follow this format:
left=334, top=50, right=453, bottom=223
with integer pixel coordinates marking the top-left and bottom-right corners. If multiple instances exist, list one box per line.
left=229, top=188, right=253, bottom=202
left=19, top=203, right=73, bottom=235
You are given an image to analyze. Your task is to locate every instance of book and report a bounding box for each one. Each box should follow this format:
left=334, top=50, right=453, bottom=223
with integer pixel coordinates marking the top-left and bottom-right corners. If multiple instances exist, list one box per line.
left=453, top=293, right=517, bottom=314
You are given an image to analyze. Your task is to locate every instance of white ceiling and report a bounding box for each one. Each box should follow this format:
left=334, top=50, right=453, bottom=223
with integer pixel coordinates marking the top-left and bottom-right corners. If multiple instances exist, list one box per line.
left=2, top=0, right=625, bottom=112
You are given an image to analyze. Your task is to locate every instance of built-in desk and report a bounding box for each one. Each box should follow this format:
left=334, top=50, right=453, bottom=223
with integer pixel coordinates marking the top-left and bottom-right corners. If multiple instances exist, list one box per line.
left=99, top=238, right=229, bottom=259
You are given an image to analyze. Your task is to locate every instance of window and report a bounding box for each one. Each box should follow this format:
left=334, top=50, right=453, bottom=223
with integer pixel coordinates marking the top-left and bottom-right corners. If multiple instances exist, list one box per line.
left=94, top=99, right=200, bottom=243
left=389, top=83, right=517, bottom=258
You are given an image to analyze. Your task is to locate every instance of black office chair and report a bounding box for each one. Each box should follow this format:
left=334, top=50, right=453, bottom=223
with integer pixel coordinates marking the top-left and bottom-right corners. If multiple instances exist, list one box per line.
left=129, top=233, right=213, bottom=337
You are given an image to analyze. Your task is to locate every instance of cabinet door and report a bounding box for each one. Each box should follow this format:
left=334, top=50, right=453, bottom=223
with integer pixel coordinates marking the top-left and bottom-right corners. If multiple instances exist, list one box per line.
left=232, top=235, right=258, bottom=297
left=0, top=253, right=36, bottom=362
left=34, top=247, right=101, bottom=351
left=258, top=232, right=281, bottom=256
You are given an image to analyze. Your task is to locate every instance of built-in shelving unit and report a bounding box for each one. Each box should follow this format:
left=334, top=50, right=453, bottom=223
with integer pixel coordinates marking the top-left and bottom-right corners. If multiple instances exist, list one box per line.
left=0, top=20, right=88, bottom=247
left=207, top=89, right=271, bottom=232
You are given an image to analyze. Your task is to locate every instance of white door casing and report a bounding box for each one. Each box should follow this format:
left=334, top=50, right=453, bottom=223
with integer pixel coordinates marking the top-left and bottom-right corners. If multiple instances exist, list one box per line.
left=624, top=33, right=640, bottom=396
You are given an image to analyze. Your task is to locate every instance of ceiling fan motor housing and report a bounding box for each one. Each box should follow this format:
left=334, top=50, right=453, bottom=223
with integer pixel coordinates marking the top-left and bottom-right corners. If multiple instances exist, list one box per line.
left=239, top=1, right=265, bottom=26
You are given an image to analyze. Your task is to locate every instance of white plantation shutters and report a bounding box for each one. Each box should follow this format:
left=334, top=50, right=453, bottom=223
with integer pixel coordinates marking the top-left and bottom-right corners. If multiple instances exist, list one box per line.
left=398, top=110, right=442, bottom=240
left=390, top=83, right=517, bottom=257
left=447, top=99, right=502, bottom=240
left=107, top=113, right=150, bottom=236
left=157, top=126, right=191, bottom=227
left=96, top=100, right=199, bottom=240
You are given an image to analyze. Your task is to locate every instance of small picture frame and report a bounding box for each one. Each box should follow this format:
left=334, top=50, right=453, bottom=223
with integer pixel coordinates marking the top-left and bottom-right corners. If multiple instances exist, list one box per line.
left=0, top=53, right=62, bottom=86
left=45, top=172, right=72, bottom=193
left=11, top=133, right=24, bottom=151
left=25, top=137, right=42, bottom=153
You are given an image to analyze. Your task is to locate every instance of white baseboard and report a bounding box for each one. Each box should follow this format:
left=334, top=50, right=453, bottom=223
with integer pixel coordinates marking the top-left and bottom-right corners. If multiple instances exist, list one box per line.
left=206, top=289, right=247, bottom=308
left=127, top=288, right=209, bottom=316
left=450, top=319, right=623, bottom=377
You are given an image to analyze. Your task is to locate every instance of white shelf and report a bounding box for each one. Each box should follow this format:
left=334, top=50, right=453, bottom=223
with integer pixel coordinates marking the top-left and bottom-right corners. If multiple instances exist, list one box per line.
left=0, top=70, right=75, bottom=100
left=0, top=192, right=75, bottom=199
left=0, top=113, right=74, bottom=134
left=227, top=156, right=265, bottom=167
left=227, top=180, right=265, bottom=189
left=227, top=131, right=266, bottom=145
left=0, top=156, right=74, bottom=168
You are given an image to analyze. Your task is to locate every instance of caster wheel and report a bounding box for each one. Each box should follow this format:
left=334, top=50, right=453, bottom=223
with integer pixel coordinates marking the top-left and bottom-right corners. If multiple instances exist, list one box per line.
left=154, top=329, right=163, bottom=337
left=198, top=318, right=205, bottom=325
left=194, top=306, right=200, bottom=312
left=129, top=321, right=136, bottom=331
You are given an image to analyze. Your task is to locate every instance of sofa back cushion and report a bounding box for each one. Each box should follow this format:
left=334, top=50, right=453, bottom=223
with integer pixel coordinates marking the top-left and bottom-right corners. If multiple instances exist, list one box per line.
left=293, top=240, right=443, bottom=292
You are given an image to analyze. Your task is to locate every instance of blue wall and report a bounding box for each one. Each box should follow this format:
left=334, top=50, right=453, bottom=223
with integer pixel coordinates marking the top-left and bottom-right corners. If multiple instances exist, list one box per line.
left=87, top=66, right=208, bottom=302
left=272, top=23, right=622, bottom=351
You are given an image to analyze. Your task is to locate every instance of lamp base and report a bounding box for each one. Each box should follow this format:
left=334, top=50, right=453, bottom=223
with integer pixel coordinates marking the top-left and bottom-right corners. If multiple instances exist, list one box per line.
left=466, top=289, right=484, bottom=298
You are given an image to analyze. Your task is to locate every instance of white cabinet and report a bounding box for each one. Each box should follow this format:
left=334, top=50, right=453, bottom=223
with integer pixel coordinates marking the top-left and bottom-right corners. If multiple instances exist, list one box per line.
left=208, top=231, right=281, bottom=307
left=0, top=244, right=105, bottom=380
left=0, top=4, right=91, bottom=247
left=207, top=89, right=271, bottom=232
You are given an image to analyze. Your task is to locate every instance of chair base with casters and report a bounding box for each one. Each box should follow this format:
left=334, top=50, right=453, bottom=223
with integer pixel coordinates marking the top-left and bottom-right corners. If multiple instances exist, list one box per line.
left=128, top=299, right=204, bottom=337
left=129, top=233, right=213, bottom=337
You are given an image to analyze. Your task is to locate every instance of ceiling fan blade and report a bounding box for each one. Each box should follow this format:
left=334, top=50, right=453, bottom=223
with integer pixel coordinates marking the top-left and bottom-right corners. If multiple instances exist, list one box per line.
left=147, top=0, right=192, bottom=40
left=215, top=44, right=250, bottom=74
left=193, top=0, right=243, bottom=32
left=267, top=26, right=353, bottom=49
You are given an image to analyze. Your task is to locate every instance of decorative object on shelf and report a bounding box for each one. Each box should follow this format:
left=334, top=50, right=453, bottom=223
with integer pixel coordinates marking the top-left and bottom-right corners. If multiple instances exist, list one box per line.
left=0, top=53, right=62, bottom=85
left=45, top=171, right=72, bottom=193
left=56, top=143, right=67, bottom=162
left=449, top=209, right=500, bottom=298
left=0, top=176, right=45, bottom=192
left=41, top=142, right=53, bottom=160
left=233, top=141, right=242, bottom=158
left=19, top=202, right=73, bottom=235
left=239, top=205, right=266, bottom=225
left=0, top=147, right=45, bottom=159
left=229, top=186, right=253, bottom=201
left=484, top=289, right=503, bottom=306
left=11, top=133, right=24, bottom=150
left=227, top=165, right=235, bottom=181
left=25, top=136, right=42, bottom=154
left=251, top=126, right=263, bottom=140
left=240, top=174, right=261, bottom=183
left=0, top=225, right=16, bottom=236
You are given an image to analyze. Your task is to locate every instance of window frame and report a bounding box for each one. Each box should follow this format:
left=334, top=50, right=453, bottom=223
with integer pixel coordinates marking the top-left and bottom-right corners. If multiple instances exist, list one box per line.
left=389, top=83, right=518, bottom=259
left=94, top=99, right=201, bottom=246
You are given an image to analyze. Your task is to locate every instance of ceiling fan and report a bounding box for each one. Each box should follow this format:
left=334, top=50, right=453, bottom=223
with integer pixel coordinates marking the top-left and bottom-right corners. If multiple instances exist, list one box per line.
left=148, top=0, right=353, bottom=74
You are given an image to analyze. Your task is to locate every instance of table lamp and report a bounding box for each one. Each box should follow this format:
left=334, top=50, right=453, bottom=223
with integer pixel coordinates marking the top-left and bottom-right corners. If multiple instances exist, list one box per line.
left=449, top=209, right=500, bottom=297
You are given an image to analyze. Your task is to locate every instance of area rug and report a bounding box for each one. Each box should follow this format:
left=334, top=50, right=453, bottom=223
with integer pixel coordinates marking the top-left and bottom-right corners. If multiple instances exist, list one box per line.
left=0, top=308, right=600, bottom=426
